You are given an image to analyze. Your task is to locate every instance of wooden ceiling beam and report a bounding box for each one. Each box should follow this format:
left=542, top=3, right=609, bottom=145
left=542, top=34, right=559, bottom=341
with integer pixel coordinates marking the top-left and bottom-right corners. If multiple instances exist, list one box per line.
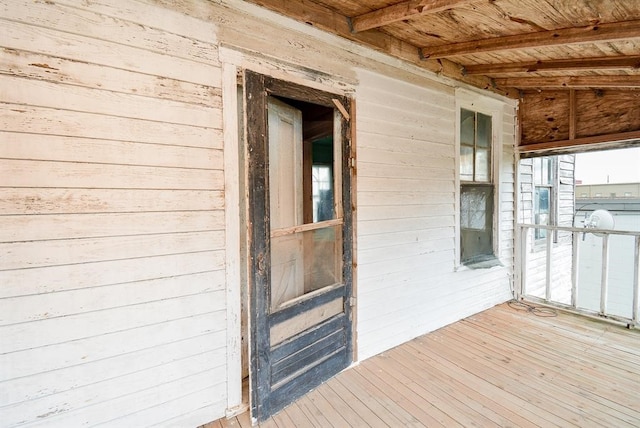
left=421, top=19, right=640, bottom=59
left=494, top=76, right=640, bottom=88
left=465, top=55, right=640, bottom=75
left=350, top=0, right=478, bottom=33
left=518, top=131, right=640, bottom=154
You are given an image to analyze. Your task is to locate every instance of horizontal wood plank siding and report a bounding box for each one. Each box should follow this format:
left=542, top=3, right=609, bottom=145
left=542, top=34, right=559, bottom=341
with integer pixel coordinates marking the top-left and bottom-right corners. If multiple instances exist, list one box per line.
left=500, top=105, right=517, bottom=263
left=356, top=70, right=515, bottom=360
left=2, top=0, right=523, bottom=425
left=0, top=0, right=226, bottom=426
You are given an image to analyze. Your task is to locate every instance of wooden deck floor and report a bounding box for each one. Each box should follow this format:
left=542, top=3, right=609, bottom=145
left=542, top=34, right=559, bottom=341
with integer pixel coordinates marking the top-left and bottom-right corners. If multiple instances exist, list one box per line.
left=206, top=302, right=640, bottom=427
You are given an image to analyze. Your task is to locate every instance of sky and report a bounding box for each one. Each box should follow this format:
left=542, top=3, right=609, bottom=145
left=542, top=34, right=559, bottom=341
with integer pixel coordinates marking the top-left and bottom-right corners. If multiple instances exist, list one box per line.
left=574, top=147, right=640, bottom=185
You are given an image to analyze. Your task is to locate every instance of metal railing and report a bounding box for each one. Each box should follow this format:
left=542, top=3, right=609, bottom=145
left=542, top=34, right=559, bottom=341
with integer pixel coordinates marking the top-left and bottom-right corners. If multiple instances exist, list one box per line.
left=516, top=223, right=640, bottom=328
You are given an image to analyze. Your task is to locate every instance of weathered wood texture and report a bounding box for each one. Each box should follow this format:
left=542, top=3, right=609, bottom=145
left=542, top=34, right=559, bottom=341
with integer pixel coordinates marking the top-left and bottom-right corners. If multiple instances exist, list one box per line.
left=354, top=70, right=514, bottom=360
left=242, top=0, right=640, bottom=156
left=520, top=89, right=640, bottom=147
left=243, top=0, right=640, bottom=88
left=1, top=0, right=522, bottom=426
left=240, top=0, right=504, bottom=95
left=205, top=303, right=640, bottom=427
left=0, top=0, right=226, bottom=426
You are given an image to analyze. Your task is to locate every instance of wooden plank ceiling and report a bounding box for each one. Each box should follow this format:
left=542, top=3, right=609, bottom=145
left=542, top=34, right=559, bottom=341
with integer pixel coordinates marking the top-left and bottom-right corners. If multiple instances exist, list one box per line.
left=244, top=0, right=640, bottom=153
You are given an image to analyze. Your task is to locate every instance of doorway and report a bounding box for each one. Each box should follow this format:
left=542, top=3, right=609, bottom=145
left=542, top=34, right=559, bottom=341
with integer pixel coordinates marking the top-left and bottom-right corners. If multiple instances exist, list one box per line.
left=244, top=71, right=354, bottom=421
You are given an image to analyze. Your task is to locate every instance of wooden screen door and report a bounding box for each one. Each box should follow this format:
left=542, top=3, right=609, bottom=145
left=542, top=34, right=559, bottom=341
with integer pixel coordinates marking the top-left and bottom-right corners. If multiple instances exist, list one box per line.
left=245, top=71, right=353, bottom=421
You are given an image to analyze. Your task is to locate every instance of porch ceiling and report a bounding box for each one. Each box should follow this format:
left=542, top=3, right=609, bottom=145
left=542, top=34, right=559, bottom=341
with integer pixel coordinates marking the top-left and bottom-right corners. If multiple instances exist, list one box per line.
left=243, top=0, right=640, bottom=152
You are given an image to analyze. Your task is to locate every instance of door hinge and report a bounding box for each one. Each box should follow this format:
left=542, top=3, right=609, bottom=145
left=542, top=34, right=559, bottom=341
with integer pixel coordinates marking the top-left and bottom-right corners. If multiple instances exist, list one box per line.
left=349, top=296, right=357, bottom=307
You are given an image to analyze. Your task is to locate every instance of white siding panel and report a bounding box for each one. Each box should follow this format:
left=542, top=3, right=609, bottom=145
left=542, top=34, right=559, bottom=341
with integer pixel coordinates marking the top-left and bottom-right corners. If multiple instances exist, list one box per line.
left=2, top=354, right=225, bottom=427
left=0, top=251, right=224, bottom=298
left=1, top=313, right=223, bottom=380
left=0, top=0, right=227, bottom=426
left=0, top=0, right=522, bottom=425
left=1, top=159, right=223, bottom=189
left=355, top=70, right=514, bottom=360
left=1, top=231, right=224, bottom=270
left=1, top=291, right=222, bottom=354
left=0, top=134, right=223, bottom=169
left=1, top=76, right=221, bottom=128
left=0, top=20, right=219, bottom=86
left=358, top=204, right=454, bottom=222
left=0, top=48, right=218, bottom=106
left=0, top=271, right=225, bottom=326
left=3, top=0, right=220, bottom=65
left=0, top=188, right=224, bottom=216
left=2, top=333, right=224, bottom=407
left=358, top=190, right=454, bottom=206
left=0, top=211, right=223, bottom=242
left=1, top=104, right=220, bottom=148
left=93, top=382, right=225, bottom=428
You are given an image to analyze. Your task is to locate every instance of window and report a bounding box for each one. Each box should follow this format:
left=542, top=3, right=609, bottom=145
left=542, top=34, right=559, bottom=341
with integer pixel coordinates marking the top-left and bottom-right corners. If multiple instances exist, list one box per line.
left=460, top=108, right=495, bottom=265
left=460, top=109, right=491, bottom=183
left=533, top=157, right=554, bottom=240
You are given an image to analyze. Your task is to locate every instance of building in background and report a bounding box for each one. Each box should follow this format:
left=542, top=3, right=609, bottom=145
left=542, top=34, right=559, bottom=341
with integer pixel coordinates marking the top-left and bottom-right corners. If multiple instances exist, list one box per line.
left=577, top=182, right=640, bottom=199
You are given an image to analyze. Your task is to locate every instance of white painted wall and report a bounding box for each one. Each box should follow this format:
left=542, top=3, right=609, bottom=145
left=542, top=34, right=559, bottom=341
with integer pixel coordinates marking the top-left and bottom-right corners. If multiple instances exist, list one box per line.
left=1, top=0, right=517, bottom=425
left=355, top=73, right=516, bottom=360
left=0, top=0, right=227, bottom=426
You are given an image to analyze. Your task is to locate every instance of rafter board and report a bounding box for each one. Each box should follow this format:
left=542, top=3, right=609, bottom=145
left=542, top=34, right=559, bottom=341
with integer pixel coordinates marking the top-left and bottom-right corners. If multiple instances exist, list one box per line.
left=420, top=20, right=640, bottom=59
left=350, top=0, right=480, bottom=33
left=464, top=56, right=640, bottom=75
left=495, top=75, right=640, bottom=89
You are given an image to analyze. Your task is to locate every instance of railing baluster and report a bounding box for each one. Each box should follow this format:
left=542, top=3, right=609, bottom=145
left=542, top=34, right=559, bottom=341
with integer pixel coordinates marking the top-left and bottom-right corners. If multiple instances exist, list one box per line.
left=514, top=225, right=522, bottom=300
left=520, top=226, right=528, bottom=298
left=545, top=227, right=552, bottom=301
left=600, top=234, right=610, bottom=316
left=633, top=236, right=640, bottom=327
left=571, top=231, right=580, bottom=309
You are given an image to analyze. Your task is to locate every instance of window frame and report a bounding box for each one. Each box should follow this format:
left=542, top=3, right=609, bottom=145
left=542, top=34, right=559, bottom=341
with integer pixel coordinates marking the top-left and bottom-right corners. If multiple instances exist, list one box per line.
left=533, top=157, right=555, bottom=241
left=530, top=156, right=559, bottom=245
left=454, top=92, right=502, bottom=269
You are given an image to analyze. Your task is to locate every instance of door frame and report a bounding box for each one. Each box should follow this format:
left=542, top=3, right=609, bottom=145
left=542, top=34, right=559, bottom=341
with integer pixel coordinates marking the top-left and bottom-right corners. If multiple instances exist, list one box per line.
left=244, top=70, right=354, bottom=421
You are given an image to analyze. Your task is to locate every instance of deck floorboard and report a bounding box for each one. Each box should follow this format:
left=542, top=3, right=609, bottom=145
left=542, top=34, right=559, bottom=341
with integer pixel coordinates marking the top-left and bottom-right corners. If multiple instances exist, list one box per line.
left=205, top=302, right=640, bottom=427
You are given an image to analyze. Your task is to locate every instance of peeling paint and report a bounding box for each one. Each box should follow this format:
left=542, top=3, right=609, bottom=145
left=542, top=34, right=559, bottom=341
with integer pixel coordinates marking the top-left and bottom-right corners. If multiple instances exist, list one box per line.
left=29, top=63, right=59, bottom=71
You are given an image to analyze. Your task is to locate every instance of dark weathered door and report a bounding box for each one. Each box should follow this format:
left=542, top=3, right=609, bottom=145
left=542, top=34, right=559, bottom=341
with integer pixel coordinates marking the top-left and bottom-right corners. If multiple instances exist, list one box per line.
left=245, top=71, right=353, bottom=421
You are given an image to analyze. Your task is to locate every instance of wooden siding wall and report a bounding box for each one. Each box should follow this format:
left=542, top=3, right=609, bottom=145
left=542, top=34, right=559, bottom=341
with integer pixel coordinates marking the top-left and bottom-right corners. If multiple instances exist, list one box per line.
left=500, top=106, right=518, bottom=264
left=0, top=1, right=227, bottom=426
left=1, top=0, right=518, bottom=425
left=355, top=72, right=515, bottom=360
